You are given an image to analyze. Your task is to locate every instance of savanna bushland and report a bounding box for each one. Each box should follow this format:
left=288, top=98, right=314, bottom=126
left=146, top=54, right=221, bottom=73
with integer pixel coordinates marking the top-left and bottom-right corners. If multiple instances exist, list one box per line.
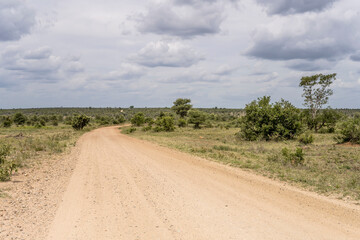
left=1, top=74, right=360, bottom=201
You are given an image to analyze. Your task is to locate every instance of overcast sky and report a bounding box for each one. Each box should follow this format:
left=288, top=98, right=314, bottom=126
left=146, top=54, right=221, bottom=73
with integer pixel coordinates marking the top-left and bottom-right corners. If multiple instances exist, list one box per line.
left=0, top=0, right=359, bottom=108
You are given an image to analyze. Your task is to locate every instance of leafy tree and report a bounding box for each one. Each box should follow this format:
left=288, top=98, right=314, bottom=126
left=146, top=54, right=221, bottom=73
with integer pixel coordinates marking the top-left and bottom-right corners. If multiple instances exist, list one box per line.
left=188, top=110, right=207, bottom=129
left=13, top=113, right=27, bottom=126
left=171, top=98, right=192, bottom=118
left=299, top=73, right=336, bottom=132
left=238, top=96, right=302, bottom=141
left=130, top=112, right=145, bottom=126
left=72, top=114, right=90, bottom=130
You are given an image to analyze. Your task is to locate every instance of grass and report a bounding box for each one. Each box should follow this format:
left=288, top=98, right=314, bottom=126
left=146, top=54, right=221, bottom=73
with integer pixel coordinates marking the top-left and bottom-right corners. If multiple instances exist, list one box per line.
left=124, top=126, right=360, bottom=202
left=0, top=124, right=91, bottom=181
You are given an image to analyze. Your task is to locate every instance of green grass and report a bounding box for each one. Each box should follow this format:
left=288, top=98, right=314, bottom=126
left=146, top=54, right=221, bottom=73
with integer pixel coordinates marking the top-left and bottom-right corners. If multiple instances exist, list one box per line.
left=0, top=124, right=91, bottom=181
left=124, top=126, right=360, bottom=201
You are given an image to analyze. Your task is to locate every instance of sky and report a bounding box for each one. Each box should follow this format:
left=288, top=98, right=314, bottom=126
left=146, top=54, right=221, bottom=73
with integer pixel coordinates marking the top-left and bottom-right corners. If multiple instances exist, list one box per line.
left=0, top=0, right=359, bottom=108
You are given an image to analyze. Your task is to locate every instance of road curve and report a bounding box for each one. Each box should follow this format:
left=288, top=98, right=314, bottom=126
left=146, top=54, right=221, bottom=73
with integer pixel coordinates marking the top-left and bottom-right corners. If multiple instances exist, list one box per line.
left=46, top=126, right=360, bottom=240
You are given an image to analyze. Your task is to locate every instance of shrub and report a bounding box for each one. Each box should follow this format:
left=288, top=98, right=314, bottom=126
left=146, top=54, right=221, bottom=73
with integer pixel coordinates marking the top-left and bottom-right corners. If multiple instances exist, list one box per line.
left=13, top=113, right=27, bottom=126
left=72, top=115, right=90, bottom=130
left=142, top=125, right=152, bottom=132
left=268, top=147, right=305, bottom=166
left=178, top=118, right=187, bottom=127
left=0, top=144, right=17, bottom=181
left=155, top=115, right=175, bottom=132
left=298, top=132, right=314, bottom=145
left=188, top=110, right=207, bottom=129
left=130, top=112, right=145, bottom=126
left=238, top=96, right=302, bottom=141
left=301, top=108, right=341, bottom=133
left=124, top=127, right=137, bottom=134
left=335, top=115, right=360, bottom=144
left=2, top=117, right=12, bottom=128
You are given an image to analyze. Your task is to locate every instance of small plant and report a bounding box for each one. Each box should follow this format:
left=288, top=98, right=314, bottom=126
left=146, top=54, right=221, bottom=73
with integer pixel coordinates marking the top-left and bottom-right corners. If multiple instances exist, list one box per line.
left=281, top=147, right=305, bottom=166
left=142, top=125, right=152, bottom=132
left=72, top=115, right=90, bottom=130
left=125, top=127, right=137, bottom=134
left=0, top=144, right=17, bottom=181
left=268, top=147, right=305, bottom=166
left=298, top=132, right=314, bottom=145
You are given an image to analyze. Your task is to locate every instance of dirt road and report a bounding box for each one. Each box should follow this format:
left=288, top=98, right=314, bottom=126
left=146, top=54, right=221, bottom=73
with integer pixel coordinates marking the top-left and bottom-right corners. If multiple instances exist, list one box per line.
left=43, top=126, right=360, bottom=240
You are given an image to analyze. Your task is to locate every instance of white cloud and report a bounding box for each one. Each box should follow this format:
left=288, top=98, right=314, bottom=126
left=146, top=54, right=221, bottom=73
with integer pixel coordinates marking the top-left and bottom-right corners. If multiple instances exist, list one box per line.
left=131, top=40, right=204, bottom=68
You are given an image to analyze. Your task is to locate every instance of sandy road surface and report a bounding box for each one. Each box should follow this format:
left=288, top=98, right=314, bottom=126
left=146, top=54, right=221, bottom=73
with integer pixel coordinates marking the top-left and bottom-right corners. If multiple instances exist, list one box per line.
left=44, top=126, right=360, bottom=240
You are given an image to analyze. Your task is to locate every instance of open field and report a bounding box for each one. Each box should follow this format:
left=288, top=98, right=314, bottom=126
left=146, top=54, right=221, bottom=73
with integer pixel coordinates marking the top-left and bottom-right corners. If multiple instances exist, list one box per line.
left=0, top=125, right=91, bottom=182
left=125, top=126, right=360, bottom=202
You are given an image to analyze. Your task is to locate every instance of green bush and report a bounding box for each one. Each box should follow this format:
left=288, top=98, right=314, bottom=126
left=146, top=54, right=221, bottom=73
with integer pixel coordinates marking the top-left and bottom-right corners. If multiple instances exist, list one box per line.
left=238, top=96, right=302, bottom=141
left=2, top=117, right=12, bottom=128
left=268, top=147, right=305, bottom=166
left=178, top=118, right=187, bottom=127
left=302, top=108, right=341, bottom=133
left=72, top=114, right=90, bottom=130
left=335, top=115, right=360, bottom=144
left=131, top=112, right=145, bottom=126
left=155, top=115, right=175, bottom=132
left=13, top=113, right=27, bottom=126
left=0, top=144, right=17, bottom=181
left=298, top=132, right=314, bottom=145
left=124, top=127, right=137, bottom=134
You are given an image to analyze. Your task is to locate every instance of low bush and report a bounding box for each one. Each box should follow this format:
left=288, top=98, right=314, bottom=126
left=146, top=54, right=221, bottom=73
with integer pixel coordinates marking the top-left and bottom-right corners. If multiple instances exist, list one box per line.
left=155, top=115, right=175, bottom=132
left=268, top=147, right=305, bottom=166
left=0, top=144, right=17, bottom=181
left=335, top=115, right=360, bottom=144
left=131, top=112, right=145, bottom=126
left=178, top=118, right=187, bottom=128
left=124, top=127, right=137, bottom=134
left=298, top=132, right=314, bottom=145
left=72, top=115, right=90, bottom=130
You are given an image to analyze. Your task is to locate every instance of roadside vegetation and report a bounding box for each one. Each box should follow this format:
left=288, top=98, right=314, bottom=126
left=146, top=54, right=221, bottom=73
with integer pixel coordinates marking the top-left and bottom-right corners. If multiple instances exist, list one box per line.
left=1, top=73, right=360, bottom=202
left=122, top=73, right=360, bottom=201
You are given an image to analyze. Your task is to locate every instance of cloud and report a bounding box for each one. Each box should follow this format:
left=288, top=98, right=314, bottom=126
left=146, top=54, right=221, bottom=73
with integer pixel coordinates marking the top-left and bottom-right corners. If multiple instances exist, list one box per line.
left=0, top=46, right=84, bottom=84
left=103, top=63, right=145, bottom=81
left=286, top=59, right=336, bottom=71
left=0, top=0, right=35, bottom=41
left=255, top=0, right=338, bottom=15
left=350, top=52, right=360, bottom=62
left=213, top=64, right=238, bottom=76
left=131, top=40, right=204, bottom=68
left=246, top=12, right=359, bottom=62
left=136, top=0, right=225, bottom=38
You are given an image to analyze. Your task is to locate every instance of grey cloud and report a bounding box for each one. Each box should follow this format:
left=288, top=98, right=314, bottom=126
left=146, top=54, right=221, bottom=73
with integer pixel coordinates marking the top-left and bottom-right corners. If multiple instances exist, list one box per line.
left=136, top=0, right=224, bottom=38
left=350, top=52, right=360, bottom=62
left=131, top=40, right=204, bottom=68
left=255, top=0, right=338, bottom=15
left=247, top=15, right=358, bottom=62
left=0, top=46, right=84, bottom=85
left=286, top=59, right=335, bottom=71
left=214, top=64, right=238, bottom=76
left=0, top=0, right=35, bottom=41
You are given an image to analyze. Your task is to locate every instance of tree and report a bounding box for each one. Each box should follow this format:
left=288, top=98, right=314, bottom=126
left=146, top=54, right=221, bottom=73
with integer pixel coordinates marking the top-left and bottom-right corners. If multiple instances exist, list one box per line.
left=238, top=96, right=302, bottom=141
left=299, top=73, right=336, bottom=132
left=188, top=110, right=207, bottom=129
left=171, top=98, right=192, bottom=118
left=72, top=115, right=90, bottom=130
